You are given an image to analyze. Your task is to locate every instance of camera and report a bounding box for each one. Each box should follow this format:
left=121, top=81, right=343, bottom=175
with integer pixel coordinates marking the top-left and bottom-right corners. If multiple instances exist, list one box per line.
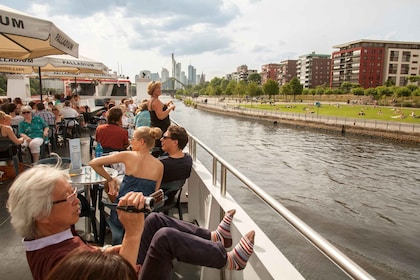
left=116, top=190, right=164, bottom=213
left=144, top=196, right=155, bottom=212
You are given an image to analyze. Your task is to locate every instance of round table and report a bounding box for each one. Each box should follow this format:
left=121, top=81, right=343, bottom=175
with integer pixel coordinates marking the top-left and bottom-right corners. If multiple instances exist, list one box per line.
left=69, top=166, right=118, bottom=242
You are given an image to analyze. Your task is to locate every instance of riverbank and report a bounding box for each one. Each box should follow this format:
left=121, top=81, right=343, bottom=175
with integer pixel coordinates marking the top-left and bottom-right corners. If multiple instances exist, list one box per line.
left=194, top=102, right=420, bottom=144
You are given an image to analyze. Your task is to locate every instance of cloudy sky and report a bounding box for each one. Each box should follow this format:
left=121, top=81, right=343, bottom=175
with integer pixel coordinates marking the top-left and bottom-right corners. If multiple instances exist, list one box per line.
left=2, top=0, right=420, bottom=82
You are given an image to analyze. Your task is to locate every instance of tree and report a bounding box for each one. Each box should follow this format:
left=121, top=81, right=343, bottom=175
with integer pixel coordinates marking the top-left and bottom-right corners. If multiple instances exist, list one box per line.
left=340, top=82, right=359, bottom=93
left=289, top=77, right=303, bottom=101
left=247, top=82, right=261, bottom=97
left=280, top=83, right=292, bottom=101
left=225, top=80, right=237, bottom=96
left=262, top=79, right=279, bottom=99
left=248, top=73, right=261, bottom=84
left=0, top=74, right=6, bottom=96
left=351, top=87, right=364, bottom=96
left=234, top=80, right=247, bottom=97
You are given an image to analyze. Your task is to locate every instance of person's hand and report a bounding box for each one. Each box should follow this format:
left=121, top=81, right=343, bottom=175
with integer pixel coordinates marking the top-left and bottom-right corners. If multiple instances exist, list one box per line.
left=117, top=192, right=145, bottom=234
left=107, top=178, right=119, bottom=197
left=103, top=245, right=121, bottom=254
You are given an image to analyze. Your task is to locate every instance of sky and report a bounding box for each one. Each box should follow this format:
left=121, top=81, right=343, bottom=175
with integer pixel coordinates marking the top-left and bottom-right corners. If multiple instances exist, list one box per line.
left=2, top=0, right=420, bottom=82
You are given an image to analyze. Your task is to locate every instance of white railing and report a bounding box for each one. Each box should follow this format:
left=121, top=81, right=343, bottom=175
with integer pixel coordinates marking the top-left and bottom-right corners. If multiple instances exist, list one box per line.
left=183, top=128, right=375, bottom=280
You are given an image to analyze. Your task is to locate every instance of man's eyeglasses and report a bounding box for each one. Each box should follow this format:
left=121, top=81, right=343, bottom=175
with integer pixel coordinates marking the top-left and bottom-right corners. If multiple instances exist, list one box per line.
left=52, top=187, right=78, bottom=205
left=161, top=135, right=173, bottom=140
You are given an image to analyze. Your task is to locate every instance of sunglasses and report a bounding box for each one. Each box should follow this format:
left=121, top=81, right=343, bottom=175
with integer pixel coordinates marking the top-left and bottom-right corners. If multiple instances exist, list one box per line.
left=22, top=111, right=31, bottom=114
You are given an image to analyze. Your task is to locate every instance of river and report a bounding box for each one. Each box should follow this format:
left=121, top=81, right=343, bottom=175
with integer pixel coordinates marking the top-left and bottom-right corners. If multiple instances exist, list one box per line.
left=170, top=98, right=420, bottom=280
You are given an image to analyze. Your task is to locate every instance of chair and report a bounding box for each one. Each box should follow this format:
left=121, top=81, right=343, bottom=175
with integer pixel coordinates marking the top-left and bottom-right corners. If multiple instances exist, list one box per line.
left=34, top=156, right=100, bottom=244
left=48, top=124, right=58, bottom=151
left=0, top=139, right=20, bottom=177
left=158, top=179, right=186, bottom=220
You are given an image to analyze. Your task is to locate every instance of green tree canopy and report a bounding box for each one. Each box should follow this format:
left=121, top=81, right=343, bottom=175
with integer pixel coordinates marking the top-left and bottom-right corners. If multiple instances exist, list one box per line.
left=263, top=79, right=279, bottom=98
left=248, top=73, right=261, bottom=84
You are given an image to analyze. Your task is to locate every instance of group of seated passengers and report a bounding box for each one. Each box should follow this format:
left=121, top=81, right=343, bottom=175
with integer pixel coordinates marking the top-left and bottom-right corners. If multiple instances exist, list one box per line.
left=90, top=124, right=193, bottom=244
left=7, top=164, right=255, bottom=279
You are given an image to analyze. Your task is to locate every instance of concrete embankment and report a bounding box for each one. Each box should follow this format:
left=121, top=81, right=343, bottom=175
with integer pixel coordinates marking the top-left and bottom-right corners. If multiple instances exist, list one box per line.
left=195, top=103, right=420, bottom=144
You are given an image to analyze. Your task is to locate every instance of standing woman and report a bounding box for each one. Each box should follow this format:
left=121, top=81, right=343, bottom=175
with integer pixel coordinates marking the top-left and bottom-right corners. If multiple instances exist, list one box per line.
left=18, top=105, right=49, bottom=162
left=147, top=81, right=176, bottom=157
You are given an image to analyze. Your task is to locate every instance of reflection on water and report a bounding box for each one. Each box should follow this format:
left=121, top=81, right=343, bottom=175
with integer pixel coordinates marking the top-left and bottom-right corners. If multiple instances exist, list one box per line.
left=171, top=100, right=420, bottom=280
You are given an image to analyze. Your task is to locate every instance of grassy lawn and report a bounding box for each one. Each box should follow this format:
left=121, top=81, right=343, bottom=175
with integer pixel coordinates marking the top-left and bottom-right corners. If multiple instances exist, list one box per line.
left=240, top=103, right=420, bottom=124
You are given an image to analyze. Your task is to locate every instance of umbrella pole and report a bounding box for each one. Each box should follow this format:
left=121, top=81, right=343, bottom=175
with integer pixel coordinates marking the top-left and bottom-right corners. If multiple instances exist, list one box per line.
left=38, top=67, right=43, bottom=101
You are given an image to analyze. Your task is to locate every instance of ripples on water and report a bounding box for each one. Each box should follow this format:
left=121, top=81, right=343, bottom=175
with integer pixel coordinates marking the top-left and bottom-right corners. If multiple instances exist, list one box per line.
left=171, top=101, right=420, bottom=279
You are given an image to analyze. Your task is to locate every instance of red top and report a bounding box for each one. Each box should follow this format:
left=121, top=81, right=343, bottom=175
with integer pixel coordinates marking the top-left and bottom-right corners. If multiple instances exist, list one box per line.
left=95, top=123, right=129, bottom=151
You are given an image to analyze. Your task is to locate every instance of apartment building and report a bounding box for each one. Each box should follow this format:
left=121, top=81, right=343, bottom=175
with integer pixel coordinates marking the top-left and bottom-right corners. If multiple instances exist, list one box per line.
left=261, top=63, right=281, bottom=84
left=331, top=39, right=420, bottom=88
left=278, top=59, right=297, bottom=86
left=227, top=65, right=258, bottom=82
left=297, top=52, right=331, bottom=88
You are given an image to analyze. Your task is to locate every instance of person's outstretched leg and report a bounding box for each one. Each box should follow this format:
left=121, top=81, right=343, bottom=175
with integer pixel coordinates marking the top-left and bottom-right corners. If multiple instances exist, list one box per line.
left=139, top=228, right=255, bottom=279
left=226, top=230, right=255, bottom=270
left=138, top=213, right=212, bottom=264
left=211, top=209, right=235, bottom=248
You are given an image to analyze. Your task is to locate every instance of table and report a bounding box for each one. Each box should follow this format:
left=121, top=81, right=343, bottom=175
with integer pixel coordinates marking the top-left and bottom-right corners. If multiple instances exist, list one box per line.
left=69, top=166, right=117, bottom=242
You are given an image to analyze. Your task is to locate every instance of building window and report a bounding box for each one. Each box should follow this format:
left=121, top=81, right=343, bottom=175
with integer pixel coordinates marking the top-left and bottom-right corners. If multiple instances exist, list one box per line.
left=402, top=51, right=411, bottom=62
left=390, top=50, right=399, bottom=62
left=400, top=64, right=409, bottom=75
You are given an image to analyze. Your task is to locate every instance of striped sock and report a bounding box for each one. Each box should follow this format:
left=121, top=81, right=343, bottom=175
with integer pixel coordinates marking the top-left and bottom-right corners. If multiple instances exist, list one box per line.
left=226, top=231, right=255, bottom=270
left=211, top=209, right=235, bottom=248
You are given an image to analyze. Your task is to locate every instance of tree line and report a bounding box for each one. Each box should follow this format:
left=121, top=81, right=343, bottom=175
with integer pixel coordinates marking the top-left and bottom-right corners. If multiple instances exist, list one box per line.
left=176, top=74, right=420, bottom=107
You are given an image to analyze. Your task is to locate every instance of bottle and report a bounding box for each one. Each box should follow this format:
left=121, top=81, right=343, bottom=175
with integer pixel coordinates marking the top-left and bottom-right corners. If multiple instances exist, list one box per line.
left=128, top=126, right=134, bottom=139
left=95, top=142, right=103, bottom=158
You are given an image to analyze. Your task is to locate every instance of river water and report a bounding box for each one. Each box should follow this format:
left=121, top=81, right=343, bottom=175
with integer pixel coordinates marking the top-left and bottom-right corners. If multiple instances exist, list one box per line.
left=170, top=99, right=420, bottom=280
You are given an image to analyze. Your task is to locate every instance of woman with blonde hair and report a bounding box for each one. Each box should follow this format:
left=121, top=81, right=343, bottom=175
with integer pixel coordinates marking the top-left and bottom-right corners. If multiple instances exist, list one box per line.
left=147, top=81, right=176, bottom=156
left=90, top=126, right=163, bottom=244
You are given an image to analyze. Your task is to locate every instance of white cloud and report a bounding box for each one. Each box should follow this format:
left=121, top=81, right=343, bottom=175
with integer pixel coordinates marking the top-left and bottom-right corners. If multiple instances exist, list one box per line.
left=2, top=0, right=420, bottom=81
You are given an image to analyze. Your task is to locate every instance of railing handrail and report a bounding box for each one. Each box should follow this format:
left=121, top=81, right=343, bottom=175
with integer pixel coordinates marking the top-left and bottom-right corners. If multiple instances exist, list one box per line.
left=178, top=120, right=375, bottom=280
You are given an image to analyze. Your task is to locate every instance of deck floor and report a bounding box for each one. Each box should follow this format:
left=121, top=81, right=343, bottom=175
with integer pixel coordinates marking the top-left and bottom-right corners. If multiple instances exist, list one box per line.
left=0, top=131, right=200, bottom=279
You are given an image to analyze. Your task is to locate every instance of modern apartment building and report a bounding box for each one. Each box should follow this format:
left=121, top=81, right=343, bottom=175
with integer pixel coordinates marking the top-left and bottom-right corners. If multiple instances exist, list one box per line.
left=297, top=52, right=331, bottom=88
left=227, top=65, right=258, bottom=82
left=278, top=59, right=297, bottom=86
left=331, top=39, right=420, bottom=88
left=261, top=63, right=281, bottom=84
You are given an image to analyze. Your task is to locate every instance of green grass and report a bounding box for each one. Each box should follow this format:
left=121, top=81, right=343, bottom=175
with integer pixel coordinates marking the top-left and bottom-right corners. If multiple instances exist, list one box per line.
left=240, top=103, right=420, bottom=124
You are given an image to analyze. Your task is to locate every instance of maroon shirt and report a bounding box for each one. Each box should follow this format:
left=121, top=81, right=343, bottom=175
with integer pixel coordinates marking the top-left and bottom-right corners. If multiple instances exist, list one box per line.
left=24, top=228, right=98, bottom=280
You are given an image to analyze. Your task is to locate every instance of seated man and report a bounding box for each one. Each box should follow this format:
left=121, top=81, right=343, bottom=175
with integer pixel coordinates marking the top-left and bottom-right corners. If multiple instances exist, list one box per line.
left=159, top=124, right=193, bottom=203
left=159, top=124, right=193, bottom=183
left=95, top=107, right=129, bottom=152
left=7, top=164, right=255, bottom=280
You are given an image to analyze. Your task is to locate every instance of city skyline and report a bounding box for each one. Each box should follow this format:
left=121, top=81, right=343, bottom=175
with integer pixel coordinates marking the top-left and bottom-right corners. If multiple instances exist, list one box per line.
left=2, top=0, right=420, bottom=82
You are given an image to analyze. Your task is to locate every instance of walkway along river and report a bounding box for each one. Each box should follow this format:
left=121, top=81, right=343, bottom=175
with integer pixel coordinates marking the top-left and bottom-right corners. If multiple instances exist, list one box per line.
left=170, top=99, right=420, bottom=280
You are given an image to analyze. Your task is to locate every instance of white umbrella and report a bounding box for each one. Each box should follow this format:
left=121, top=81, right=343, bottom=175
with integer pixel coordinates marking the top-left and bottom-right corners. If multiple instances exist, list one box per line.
left=0, top=4, right=78, bottom=59
left=0, top=55, right=109, bottom=74
left=0, top=55, right=109, bottom=100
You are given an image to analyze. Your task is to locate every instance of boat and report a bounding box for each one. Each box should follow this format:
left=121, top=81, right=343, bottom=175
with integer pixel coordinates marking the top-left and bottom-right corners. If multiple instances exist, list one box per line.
left=0, top=110, right=376, bottom=280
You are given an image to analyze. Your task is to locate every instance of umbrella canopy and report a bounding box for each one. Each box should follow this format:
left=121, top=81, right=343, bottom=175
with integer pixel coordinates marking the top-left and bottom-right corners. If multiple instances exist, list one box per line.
left=0, top=55, right=109, bottom=100
left=0, top=4, right=78, bottom=59
left=0, top=55, right=109, bottom=74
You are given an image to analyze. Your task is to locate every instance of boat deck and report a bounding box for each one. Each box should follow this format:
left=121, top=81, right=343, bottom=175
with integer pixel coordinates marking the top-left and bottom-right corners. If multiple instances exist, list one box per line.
left=0, top=131, right=200, bottom=279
